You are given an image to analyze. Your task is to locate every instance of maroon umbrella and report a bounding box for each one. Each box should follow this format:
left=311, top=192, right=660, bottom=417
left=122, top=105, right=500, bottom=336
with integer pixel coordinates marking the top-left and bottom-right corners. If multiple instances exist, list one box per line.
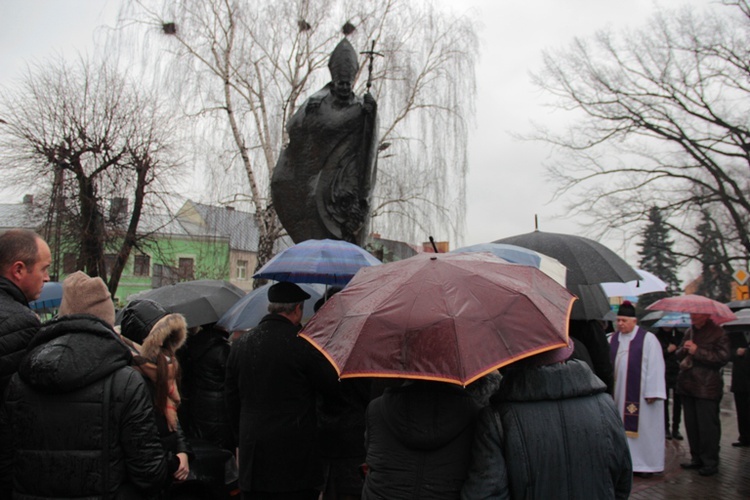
left=647, top=295, right=737, bottom=325
left=299, top=252, right=576, bottom=386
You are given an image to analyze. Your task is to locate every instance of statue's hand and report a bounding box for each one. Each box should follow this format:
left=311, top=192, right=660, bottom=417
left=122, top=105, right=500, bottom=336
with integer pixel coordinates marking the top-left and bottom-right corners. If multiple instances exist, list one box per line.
left=364, top=92, right=376, bottom=113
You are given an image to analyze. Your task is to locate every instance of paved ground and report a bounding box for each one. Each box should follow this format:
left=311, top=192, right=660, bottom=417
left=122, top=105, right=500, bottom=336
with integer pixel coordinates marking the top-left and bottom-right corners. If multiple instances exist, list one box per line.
left=629, top=369, right=750, bottom=499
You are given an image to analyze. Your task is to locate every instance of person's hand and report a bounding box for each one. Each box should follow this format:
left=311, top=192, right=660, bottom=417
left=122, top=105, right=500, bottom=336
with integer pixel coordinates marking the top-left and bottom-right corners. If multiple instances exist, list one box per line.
left=645, top=398, right=658, bottom=404
left=684, top=340, right=698, bottom=355
left=668, top=343, right=677, bottom=353
left=173, top=452, right=189, bottom=482
left=738, top=347, right=747, bottom=357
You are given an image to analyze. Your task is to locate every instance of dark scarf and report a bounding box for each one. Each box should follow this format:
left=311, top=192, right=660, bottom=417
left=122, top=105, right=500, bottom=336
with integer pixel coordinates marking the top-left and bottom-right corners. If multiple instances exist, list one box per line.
left=610, top=327, right=646, bottom=437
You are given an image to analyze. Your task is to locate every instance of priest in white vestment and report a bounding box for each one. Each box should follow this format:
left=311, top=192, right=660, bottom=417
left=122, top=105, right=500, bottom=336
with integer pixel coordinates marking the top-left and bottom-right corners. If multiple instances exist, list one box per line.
left=609, top=301, right=666, bottom=476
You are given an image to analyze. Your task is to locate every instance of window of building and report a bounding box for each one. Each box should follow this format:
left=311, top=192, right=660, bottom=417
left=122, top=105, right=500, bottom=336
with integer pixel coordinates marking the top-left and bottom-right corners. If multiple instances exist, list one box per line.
left=134, top=254, right=150, bottom=276
left=178, top=257, right=194, bottom=281
left=104, top=254, right=117, bottom=276
left=236, top=259, right=247, bottom=280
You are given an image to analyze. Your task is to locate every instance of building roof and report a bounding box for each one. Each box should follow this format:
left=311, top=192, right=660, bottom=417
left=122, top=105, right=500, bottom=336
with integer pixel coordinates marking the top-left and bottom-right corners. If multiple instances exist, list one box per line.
left=177, top=201, right=260, bottom=252
left=0, top=202, right=44, bottom=230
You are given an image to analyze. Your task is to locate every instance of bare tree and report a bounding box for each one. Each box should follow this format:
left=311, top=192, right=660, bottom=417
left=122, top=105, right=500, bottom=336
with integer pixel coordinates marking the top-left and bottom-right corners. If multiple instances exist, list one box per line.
left=530, top=0, right=750, bottom=266
left=113, top=0, right=477, bottom=269
left=0, top=57, right=184, bottom=294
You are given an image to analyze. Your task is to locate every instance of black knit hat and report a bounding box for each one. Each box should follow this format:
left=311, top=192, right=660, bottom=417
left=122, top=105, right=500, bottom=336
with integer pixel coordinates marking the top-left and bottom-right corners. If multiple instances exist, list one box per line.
left=120, top=299, right=169, bottom=345
left=268, top=282, right=311, bottom=304
left=617, top=300, right=637, bottom=318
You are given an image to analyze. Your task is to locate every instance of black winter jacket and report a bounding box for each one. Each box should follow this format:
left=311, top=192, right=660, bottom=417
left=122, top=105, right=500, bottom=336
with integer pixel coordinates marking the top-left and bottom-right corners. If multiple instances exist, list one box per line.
left=178, top=327, right=235, bottom=450
left=728, top=330, right=750, bottom=393
left=225, top=313, right=341, bottom=493
left=0, top=277, right=40, bottom=404
left=654, top=327, right=683, bottom=388
left=0, top=314, right=168, bottom=499
left=362, top=381, right=481, bottom=500
left=461, top=360, right=632, bottom=500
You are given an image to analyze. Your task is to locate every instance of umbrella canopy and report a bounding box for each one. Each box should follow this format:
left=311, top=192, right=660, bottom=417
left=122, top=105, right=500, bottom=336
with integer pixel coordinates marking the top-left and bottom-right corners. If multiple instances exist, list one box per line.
left=124, top=280, right=245, bottom=328
left=640, top=310, right=667, bottom=327
left=652, top=312, right=692, bottom=329
left=722, top=309, right=750, bottom=332
left=253, top=238, right=381, bottom=286
left=573, top=284, right=616, bottom=321
left=29, top=281, right=63, bottom=311
left=600, top=269, right=668, bottom=297
left=451, top=242, right=567, bottom=286
left=217, top=283, right=326, bottom=332
left=300, top=252, right=576, bottom=386
left=493, top=231, right=640, bottom=320
left=647, top=294, right=737, bottom=325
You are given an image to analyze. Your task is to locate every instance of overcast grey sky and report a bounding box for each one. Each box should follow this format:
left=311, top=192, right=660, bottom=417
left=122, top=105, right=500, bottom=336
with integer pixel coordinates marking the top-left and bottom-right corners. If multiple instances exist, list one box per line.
left=0, top=0, right=713, bottom=276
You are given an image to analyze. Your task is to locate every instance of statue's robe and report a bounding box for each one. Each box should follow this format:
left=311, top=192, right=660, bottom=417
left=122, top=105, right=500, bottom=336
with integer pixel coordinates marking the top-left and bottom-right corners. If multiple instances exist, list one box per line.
left=272, top=84, right=378, bottom=246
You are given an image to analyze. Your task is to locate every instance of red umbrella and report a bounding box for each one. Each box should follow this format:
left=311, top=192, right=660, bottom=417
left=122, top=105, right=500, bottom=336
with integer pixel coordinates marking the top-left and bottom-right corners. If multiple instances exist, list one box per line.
left=647, top=294, right=737, bottom=325
left=299, top=252, right=576, bottom=386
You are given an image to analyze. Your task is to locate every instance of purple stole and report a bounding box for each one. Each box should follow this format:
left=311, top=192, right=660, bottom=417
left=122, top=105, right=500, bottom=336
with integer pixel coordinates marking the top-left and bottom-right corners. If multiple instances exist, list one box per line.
left=610, top=327, right=647, bottom=437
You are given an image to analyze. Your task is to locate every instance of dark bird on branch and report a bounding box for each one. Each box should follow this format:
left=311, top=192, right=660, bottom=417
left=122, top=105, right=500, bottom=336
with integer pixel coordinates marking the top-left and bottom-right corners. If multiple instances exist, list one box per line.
left=342, top=21, right=356, bottom=35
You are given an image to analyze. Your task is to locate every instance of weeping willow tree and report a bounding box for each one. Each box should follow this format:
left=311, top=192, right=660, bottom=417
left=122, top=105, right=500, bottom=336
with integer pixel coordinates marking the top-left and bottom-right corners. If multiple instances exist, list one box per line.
left=110, top=0, right=478, bottom=268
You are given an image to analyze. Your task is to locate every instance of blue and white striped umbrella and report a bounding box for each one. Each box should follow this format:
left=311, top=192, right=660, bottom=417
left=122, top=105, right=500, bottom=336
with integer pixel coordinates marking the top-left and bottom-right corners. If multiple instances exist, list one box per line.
left=253, top=239, right=382, bottom=286
left=451, top=243, right=567, bottom=286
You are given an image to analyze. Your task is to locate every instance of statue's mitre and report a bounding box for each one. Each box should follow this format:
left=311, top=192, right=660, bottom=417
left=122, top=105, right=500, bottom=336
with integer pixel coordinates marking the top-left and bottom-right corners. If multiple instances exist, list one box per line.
left=328, top=38, right=359, bottom=81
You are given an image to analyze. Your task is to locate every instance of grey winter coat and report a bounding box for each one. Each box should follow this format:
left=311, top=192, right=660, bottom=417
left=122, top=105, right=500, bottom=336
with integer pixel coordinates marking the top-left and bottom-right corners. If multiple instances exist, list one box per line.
left=460, top=359, right=632, bottom=500
left=0, top=314, right=168, bottom=499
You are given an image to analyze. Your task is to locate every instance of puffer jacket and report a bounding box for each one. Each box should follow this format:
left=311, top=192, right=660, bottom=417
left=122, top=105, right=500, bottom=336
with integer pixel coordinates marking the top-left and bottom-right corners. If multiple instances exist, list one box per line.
left=676, top=320, right=730, bottom=400
left=460, top=360, right=632, bottom=500
left=362, top=381, right=481, bottom=500
left=0, top=314, right=168, bottom=499
left=0, top=277, right=41, bottom=404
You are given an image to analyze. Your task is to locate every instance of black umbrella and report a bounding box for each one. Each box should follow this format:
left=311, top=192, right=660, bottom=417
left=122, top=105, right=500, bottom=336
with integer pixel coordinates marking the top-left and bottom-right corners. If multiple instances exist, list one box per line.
left=722, top=308, right=750, bottom=332
left=494, top=231, right=640, bottom=320
left=727, top=300, right=750, bottom=312
left=572, top=284, right=614, bottom=321
left=640, top=310, right=667, bottom=328
left=121, top=280, right=246, bottom=328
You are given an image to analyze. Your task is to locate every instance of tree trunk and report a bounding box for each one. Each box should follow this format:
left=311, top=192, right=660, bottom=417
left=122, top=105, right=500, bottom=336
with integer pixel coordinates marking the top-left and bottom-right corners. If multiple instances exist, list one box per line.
left=107, top=154, right=150, bottom=296
left=78, top=175, right=106, bottom=280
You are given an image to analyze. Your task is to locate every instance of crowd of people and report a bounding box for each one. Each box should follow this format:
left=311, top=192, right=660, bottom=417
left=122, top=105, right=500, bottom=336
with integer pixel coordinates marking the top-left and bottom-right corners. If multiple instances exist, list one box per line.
left=0, top=229, right=746, bottom=499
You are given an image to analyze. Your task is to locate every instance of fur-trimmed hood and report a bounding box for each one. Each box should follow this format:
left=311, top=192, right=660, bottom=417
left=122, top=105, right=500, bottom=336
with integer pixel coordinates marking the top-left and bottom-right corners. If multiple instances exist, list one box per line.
left=120, top=299, right=187, bottom=360
left=140, top=313, right=187, bottom=361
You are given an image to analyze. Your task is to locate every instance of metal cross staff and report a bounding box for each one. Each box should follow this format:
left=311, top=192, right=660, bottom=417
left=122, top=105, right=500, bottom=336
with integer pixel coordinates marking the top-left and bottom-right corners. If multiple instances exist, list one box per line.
left=360, top=40, right=384, bottom=91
